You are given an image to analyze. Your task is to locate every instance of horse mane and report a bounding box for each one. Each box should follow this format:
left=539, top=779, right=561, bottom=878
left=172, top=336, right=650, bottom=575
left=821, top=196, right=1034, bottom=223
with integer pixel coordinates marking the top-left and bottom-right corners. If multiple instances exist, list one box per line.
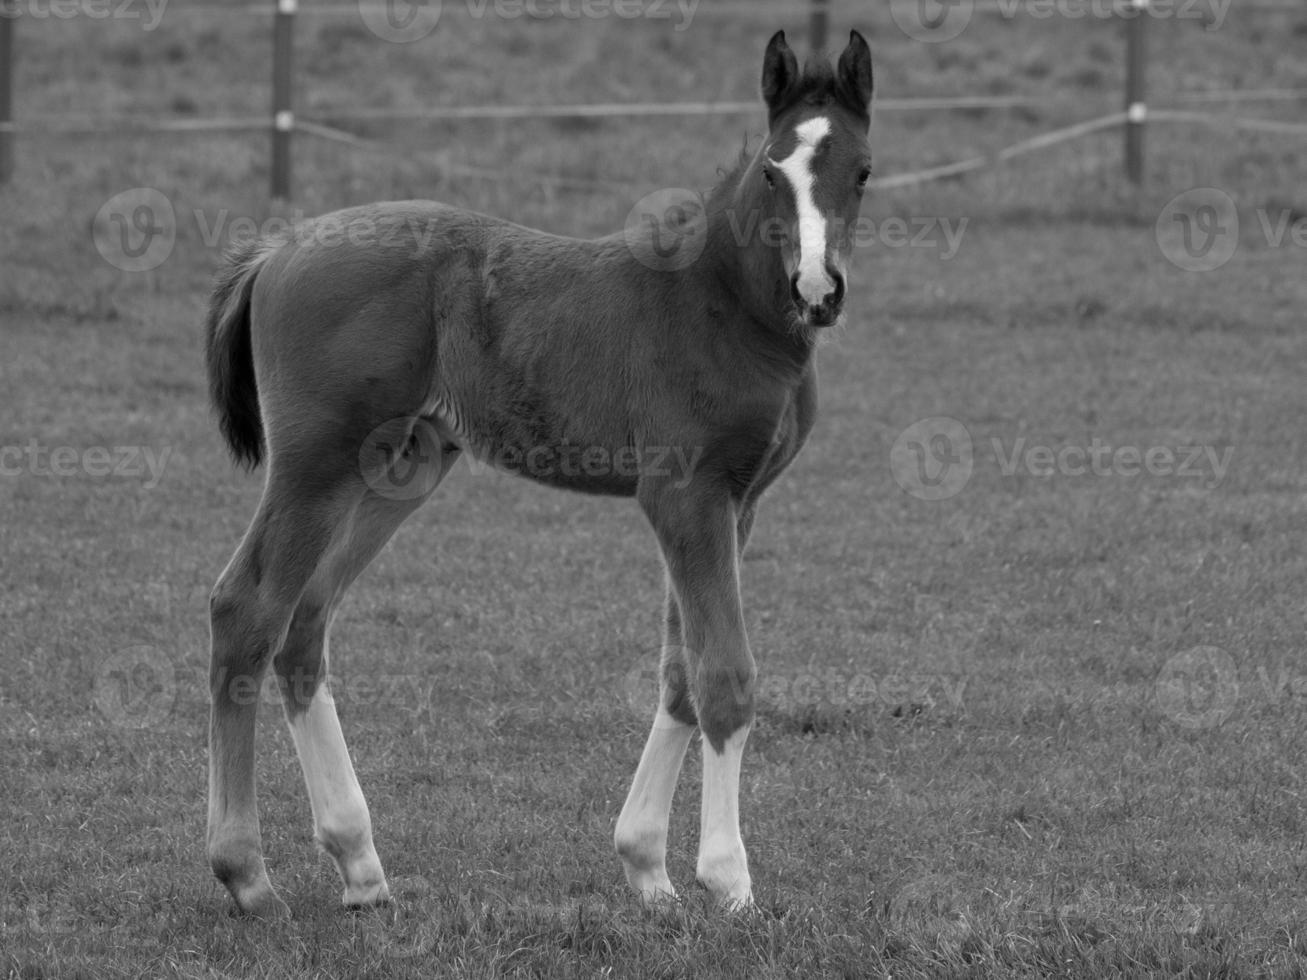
left=705, top=135, right=759, bottom=214
left=782, top=59, right=839, bottom=112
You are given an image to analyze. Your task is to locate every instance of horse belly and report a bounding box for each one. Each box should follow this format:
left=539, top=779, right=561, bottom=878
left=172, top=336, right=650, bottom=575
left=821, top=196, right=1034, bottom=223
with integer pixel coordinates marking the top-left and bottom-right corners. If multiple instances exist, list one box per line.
left=487, top=440, right=642, bottom=496
left=426, top=387, right=641, bottom=497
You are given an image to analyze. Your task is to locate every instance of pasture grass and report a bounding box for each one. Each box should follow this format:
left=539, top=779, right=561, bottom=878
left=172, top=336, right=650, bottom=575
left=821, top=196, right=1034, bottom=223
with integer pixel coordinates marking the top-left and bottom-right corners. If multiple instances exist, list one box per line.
left=4, top=1, right=1307, bottom=976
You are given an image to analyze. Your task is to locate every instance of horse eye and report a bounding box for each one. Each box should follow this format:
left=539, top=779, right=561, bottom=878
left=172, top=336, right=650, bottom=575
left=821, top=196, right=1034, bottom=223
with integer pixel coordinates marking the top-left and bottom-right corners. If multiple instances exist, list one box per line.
left=856, top=166, right=872, bottom=189
left=762, top=167, right=776, bottom=190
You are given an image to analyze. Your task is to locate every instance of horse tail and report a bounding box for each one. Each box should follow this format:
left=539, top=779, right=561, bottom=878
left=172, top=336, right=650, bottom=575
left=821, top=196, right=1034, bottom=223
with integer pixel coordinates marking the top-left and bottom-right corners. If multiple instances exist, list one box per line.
left=205, top=237, right=277, bottom=470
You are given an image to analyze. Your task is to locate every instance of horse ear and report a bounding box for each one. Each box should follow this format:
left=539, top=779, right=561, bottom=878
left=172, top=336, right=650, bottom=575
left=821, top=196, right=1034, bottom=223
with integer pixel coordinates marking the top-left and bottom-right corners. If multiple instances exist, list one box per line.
left=761, top=31, right=799, bottom=112
left=836, top=30, right=874, bottom=114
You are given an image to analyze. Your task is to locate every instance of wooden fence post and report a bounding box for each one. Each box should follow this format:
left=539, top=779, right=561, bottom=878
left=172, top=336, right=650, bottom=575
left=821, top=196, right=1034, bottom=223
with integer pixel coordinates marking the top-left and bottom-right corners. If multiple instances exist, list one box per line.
left=809, top=0, right=829, bottom=55
left=0, top=2, right=14, bottom=186
left=271, top=0, right=295, bottom=200
left=1124, top=0, right=1148, bottom=184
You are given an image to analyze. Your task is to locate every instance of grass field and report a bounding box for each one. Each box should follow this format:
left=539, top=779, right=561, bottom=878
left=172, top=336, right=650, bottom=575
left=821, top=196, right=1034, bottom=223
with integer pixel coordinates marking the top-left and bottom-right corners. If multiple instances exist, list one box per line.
left=3, top=0, right=1307, bottom=976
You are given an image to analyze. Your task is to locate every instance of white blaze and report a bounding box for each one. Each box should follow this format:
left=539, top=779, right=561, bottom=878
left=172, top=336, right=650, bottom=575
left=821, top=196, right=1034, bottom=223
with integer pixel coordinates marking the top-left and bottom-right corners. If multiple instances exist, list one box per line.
left=771, top=116, right=833, bottom=307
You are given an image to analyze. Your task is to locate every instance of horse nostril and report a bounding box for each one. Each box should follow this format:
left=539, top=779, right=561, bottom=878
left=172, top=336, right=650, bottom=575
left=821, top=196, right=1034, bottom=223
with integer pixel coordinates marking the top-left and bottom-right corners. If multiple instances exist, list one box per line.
left=789, top=273, right=804, bottom=307
left=827, top=269, right=846, bottom=308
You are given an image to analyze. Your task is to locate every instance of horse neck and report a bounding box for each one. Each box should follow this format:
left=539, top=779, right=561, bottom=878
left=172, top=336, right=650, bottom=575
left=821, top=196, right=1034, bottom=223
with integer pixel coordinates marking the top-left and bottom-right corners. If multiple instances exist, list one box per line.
left=701, top=181, right=814, bottom=364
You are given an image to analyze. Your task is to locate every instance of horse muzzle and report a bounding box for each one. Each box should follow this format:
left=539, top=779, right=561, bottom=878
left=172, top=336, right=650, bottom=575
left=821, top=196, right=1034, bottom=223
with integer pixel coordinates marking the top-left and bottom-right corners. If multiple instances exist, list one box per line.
left=789, top=266, right=846, bottom=327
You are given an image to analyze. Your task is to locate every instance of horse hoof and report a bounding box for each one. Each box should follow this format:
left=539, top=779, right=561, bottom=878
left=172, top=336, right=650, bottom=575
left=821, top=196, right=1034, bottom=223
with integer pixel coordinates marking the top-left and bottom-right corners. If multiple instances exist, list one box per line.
left=635, top=884, right=679, bottom=910
left=695, top=875, right=754, bottom=913
left=234, top=886, right=291, bottom=921
left=343, top=878, right=391, bottom=909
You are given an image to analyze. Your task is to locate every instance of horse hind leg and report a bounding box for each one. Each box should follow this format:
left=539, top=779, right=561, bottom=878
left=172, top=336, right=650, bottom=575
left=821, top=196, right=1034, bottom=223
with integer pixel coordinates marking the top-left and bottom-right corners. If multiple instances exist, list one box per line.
left=207, top=469, right=357, bottom=919
left=209, top=412, right=457, bottom=918
left=273, top=481, right=446, bottom=909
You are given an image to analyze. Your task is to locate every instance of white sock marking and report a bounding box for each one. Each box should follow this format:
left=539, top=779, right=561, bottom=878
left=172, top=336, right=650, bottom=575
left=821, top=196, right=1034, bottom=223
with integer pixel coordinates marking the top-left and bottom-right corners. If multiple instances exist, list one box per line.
left=697, top=725, right=752, bottom=906
left=616, top=708, right=694, bottom=903
left=287, top=682, right=387, bottom=904
left=771, top=116, right=833, bottom=307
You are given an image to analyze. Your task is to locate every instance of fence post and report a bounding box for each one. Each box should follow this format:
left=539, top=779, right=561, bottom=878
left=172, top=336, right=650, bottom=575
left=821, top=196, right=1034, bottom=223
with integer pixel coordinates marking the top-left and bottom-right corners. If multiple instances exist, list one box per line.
left=0, top=2, right=14, bottom=186
left=809, top=0, right=829, bottom=55
left=1123, top=0, right=1148, bottom=184
left=271, top=0, right=295, bottom=200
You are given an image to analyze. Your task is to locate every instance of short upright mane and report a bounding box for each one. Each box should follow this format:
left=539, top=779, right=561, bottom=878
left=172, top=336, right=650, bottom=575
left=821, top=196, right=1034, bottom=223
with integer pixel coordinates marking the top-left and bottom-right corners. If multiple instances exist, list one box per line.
left=778, top=59, right=838, bottom=111
left=706, top=139, right=759, bottom=214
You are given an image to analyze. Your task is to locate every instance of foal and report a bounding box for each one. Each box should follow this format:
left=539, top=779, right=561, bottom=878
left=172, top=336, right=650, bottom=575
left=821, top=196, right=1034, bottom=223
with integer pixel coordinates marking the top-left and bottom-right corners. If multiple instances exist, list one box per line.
left=204, top=30, right=873, bottom=917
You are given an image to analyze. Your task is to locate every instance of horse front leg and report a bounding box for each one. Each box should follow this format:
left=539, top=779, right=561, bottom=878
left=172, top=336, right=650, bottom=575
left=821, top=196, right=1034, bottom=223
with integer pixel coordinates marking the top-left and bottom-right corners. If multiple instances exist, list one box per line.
left=614, top=578, right=697, bottom=905
left=636, top=483, right=756, bottom=908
